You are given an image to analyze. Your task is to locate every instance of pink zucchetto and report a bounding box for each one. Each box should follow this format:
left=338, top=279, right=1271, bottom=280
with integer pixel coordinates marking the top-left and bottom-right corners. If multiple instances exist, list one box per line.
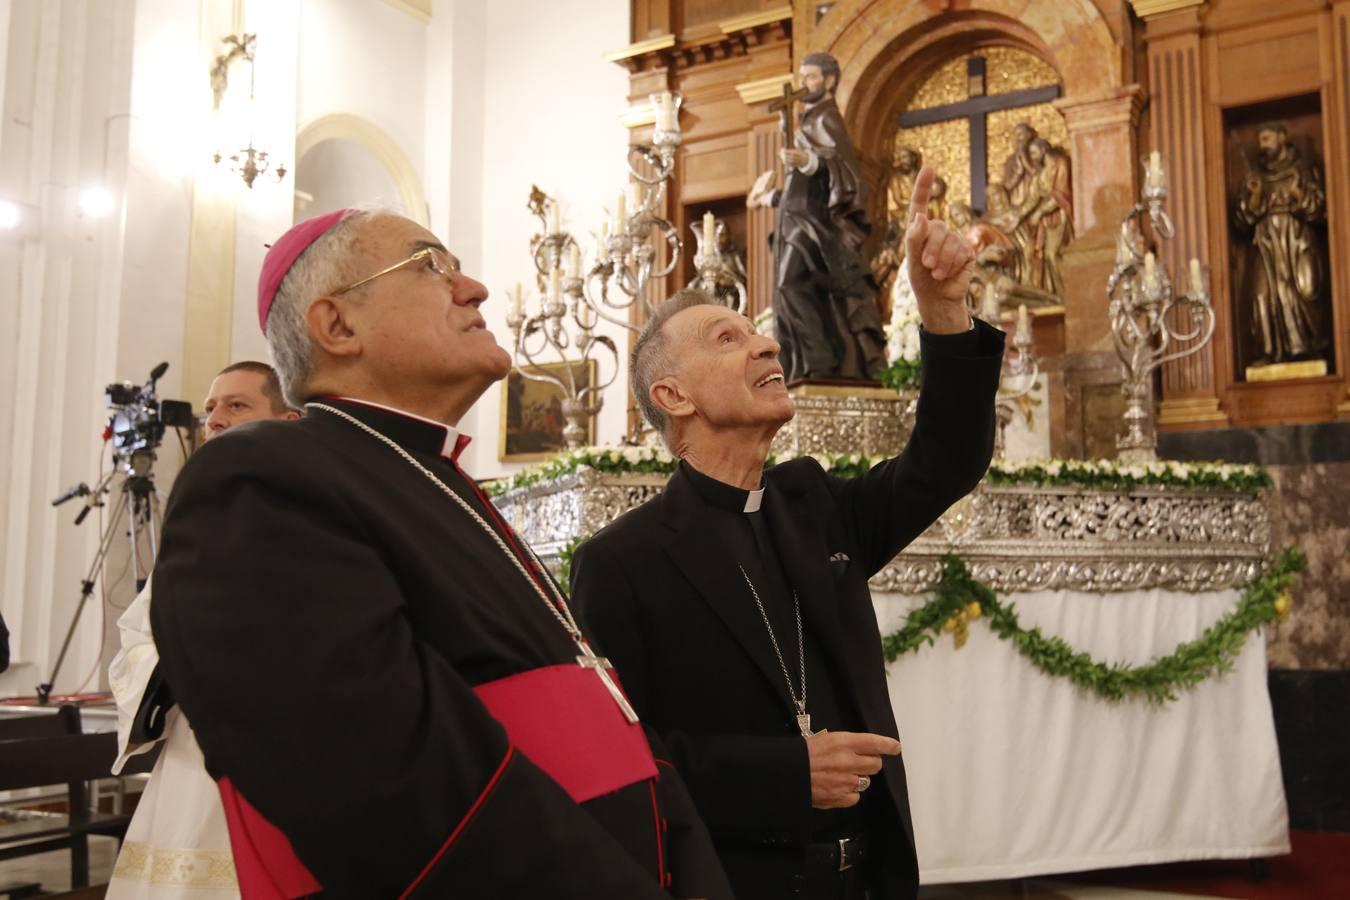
left=257, top=208, right=351, bottom=334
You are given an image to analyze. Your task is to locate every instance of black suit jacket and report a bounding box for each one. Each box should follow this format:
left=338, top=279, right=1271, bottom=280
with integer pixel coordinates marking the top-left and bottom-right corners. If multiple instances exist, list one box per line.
left=573, top=320, right=1004, bottom=899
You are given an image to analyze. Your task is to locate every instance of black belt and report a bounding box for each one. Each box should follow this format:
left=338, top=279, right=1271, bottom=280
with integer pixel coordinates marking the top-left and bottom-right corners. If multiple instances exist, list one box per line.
left=803, top=833, right=869, bottom=872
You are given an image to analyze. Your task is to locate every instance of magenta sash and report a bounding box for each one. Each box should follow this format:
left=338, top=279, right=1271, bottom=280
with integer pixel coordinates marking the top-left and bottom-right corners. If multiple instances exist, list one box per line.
left=472, top=662, right=657, bottom=802
left=217, top=663, right=655, bottom=898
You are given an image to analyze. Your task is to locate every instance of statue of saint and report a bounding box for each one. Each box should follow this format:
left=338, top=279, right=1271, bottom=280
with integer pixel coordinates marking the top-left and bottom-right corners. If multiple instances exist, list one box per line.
left=950, top=200, right=1018, bottom=288
left=1012, top=137, right=1074, bottom=297
left=1232, top=122, right=1328, bottom=365
left=749, top=52, right=886, bottom=381
left=928, top=173, right=949, bottom=224
left=1002, top=123, right=1039, bottom=211
left=885, top=146, right=923, bottom=233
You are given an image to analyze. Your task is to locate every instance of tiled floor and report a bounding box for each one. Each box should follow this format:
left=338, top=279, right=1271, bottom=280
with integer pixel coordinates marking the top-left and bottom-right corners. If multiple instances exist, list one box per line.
left=0, top=851, right=1245, bottom=899
left=0, top=836, right=119, bottom=893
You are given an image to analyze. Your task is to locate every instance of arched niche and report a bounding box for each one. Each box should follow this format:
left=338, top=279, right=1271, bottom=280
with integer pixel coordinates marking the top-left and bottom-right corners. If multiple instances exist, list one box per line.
left=294, top=113, right=428, bottom=225
left=806, top=0, right=1141, bottom=357
left=810, top=0, right=1131, bottom=240
left=815, top=0, right=1120, bottom=122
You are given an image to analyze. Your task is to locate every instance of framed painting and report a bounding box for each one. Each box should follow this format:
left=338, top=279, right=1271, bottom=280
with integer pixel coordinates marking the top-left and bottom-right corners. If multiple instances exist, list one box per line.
left=498, top=359, right=596, bottom=462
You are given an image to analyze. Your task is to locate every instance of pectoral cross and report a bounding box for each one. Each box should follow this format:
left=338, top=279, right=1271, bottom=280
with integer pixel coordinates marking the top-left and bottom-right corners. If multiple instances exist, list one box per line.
left=577, top=642, right=640, bottom=724
left=796, top=703, right=816, bottom=739
left=767, top=81, right=810, bottom=150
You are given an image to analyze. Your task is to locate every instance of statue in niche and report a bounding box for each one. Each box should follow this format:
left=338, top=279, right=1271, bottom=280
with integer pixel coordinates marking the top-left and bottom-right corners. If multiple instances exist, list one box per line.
left=1002, top=122, right=1040, bottom=211
left=928, top=174, right=950, bottom=224
left=949, top=200, right=1018, bottom=298
left=749, top=52, right=887, bottom=382
left=1232, top=122, right=1328, bottom=366
left=870, top=146, right=923, bottom=319
left=885, top=146, right=923, bottom=237
left=1011, top=137, right=1074, bottom=297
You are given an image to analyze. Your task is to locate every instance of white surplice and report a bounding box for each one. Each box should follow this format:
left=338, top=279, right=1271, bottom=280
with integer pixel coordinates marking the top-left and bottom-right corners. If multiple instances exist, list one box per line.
left=106, top=582, right=240, bottom=898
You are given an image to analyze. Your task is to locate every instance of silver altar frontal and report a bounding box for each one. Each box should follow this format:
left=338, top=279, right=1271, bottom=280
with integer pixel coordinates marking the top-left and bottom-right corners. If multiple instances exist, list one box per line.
left=493, top=470, right=1270, bottom=594
left=771, top=384, right=916, bottom=460
left=491, top=467, right=1287, bottom=882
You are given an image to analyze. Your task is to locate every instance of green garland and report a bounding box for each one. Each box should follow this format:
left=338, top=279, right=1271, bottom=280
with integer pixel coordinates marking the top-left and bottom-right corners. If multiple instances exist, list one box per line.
left=882, top=548, right=1305, bottom=703
left=488, top=450, right=1271, bottom=497
left=986, top=458, right=1272, bottom=494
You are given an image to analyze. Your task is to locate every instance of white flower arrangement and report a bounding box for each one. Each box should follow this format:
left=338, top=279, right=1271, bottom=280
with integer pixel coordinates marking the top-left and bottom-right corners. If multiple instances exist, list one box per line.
left=885, top=266, right=922, bottom=368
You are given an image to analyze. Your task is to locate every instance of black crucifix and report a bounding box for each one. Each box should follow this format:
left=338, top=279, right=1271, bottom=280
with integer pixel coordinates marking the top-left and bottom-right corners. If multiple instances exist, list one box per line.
left=899, top=56, right=1060, bottom=214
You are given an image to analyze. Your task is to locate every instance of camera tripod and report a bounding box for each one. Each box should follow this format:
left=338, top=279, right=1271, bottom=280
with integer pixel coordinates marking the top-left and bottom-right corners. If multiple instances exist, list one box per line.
left=40, top=448, right=162, bottom=704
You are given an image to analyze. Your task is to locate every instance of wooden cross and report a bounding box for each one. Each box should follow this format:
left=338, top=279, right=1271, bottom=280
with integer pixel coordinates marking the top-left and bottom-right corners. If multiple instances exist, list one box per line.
left=898, top=55, right=1060, bottom=213
left=577, top=642, right=640, bottom=723
left=768, top=80, right=811, bottom=149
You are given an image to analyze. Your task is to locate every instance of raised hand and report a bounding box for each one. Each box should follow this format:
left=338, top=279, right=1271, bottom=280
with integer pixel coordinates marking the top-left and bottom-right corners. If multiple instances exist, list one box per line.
left=905, top=166, right=976, bottom=333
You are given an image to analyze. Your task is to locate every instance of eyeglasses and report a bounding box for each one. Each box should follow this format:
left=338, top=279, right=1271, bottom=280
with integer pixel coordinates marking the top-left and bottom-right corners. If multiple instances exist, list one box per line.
left=333, top=246, right=461, bottom=295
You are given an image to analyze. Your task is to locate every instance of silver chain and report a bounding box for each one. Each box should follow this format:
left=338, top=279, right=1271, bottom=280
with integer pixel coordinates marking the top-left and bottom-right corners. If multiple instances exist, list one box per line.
left=307, top=403, right=584, bottom=643
left=737, top=564, right=807, bottom=719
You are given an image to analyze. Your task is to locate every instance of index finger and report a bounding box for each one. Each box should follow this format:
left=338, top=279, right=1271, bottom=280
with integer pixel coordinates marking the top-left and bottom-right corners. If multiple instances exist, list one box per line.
left=907, top=166, right=935, bottom=225
left=842, top=732, right=903, bottom=756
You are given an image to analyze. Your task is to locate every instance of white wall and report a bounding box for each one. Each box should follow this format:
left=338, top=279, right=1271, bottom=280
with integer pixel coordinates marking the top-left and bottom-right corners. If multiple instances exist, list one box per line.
left=0, top=0, right=632, bottom=695
left=460, top=0, right=631, bottom=478
left=297, top=0, right=428, bottom=207
left=0, top=0, right=174, bottom=697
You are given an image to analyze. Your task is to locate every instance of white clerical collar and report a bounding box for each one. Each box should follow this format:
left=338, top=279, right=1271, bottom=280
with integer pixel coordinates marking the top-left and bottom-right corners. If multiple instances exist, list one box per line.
left=744, top=487, right=764, bottom=514
left=328, top=396, right=471, bottom=461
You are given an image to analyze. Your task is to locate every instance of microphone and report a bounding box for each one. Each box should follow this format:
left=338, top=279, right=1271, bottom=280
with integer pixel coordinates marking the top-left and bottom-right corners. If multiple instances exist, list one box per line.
left=52, top=483, right=90, bottom=507
left=148, top=361, right=169, bottom=383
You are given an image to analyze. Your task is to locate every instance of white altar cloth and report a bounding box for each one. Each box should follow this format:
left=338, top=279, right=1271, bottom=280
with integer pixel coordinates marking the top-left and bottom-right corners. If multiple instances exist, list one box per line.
left=875, top=586, right=1290, bottom=884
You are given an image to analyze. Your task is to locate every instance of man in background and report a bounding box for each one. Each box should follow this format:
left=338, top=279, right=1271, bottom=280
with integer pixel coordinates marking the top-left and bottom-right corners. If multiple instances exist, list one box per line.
left=107, top=361, right=299, bottom=900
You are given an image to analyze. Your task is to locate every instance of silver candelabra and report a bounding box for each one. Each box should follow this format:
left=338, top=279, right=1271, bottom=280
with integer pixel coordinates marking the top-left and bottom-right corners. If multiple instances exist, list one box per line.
left=1107, top=152, right=1216, bottom=463
left=687, top=215, right=747, bottom=312
left=507, top=189, right=620, bottom=450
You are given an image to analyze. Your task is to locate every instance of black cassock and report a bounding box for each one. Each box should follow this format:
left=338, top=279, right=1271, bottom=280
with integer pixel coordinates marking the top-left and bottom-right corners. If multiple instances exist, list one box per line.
left=150, top=398, right=732, bottom=899
left=573, top=321, right=1005, bottom=900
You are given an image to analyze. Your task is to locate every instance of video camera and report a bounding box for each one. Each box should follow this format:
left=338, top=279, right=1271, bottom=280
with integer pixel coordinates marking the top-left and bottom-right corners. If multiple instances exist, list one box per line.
left=105, top=361, right=194, bottom=457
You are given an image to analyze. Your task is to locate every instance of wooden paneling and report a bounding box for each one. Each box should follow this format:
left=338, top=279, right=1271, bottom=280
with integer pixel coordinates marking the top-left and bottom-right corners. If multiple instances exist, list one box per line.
left=681, top=0, right=779, bottom=32
left=682, top=135, right=751, bottom=201
left=1214, top=18, right=1323, bottom=104
left=1146, top=10, right=1218, bottom=410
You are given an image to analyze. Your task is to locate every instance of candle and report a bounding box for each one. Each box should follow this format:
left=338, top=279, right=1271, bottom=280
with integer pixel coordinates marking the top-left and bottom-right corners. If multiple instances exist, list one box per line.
left=568, top=243, right=582, bottom=278
left=654, top=91, right=674, bottom=131
left=549, top=267, right=561, bottom=302
left=981, top=280, right=999, bottom=321
left=1148, top=150, right=1162, bottom=178
left=511, top=282, right=523, bottom=318
left=1189, top=257, right=1203, bottom=295
left=1017, top=304, right=1030, bottom=340
left=702, top=211, right=716, bottom=255
left=549, top=200, right=561, bottom=235
left=614, top=191, right=627, bottom=232
left=597, top=220, right=610, bottom=261
left=627, top=182, right=641, bottom=213
left=1144, top=251, right=1156, bottom=285
left=579, top=299, right=595, bottom=329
